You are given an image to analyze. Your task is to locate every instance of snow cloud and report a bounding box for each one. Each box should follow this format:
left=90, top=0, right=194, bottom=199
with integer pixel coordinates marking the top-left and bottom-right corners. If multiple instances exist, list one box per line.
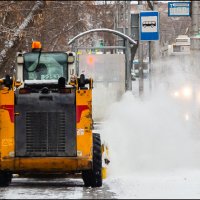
left=101, top=55, right=200, bottom=177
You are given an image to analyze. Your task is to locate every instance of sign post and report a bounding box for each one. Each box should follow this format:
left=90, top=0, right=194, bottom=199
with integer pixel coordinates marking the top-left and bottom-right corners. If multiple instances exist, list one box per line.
left=138, top=11, right=159, bottom=96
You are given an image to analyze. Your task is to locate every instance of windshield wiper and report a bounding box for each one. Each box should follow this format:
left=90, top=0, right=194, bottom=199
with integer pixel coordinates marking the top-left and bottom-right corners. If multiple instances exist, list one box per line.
left=25, top=49, right=42, bottom=73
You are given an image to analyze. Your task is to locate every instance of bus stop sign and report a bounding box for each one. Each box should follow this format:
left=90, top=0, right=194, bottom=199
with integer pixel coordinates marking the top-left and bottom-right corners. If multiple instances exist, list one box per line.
left=140, top=11, right=160, bottom=41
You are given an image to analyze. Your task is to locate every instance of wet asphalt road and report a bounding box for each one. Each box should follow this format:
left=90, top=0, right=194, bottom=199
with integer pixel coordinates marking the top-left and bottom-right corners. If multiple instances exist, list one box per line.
left=0, top=177, right=116, bottom=199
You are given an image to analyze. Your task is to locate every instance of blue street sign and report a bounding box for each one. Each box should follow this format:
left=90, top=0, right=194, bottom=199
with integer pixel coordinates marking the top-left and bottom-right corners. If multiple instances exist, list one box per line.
left=168, top=2, right=191, bottom=17
left=140, top=11, right=160, bottom=41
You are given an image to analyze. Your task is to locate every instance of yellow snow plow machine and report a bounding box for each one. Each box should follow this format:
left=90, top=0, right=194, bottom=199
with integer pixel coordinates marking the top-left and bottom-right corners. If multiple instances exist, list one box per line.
left=0, top=41, right=109, bottom=187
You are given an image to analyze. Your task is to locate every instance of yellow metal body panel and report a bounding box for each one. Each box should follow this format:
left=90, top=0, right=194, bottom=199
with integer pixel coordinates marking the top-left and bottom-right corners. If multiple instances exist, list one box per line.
left=9, top=157, right=91, bottom=173
left=102, top=167, right=107, bottom=179
left=0, top=87, right=15, bottom=171
left=101, top=144, right=109, bottom=179
left=0, top=83, right=94, bottom=173
left=76, top=89, right=93, bottom=159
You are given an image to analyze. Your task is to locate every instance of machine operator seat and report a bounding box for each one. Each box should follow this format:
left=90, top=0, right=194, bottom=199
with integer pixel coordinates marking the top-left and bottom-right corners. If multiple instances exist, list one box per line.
left=35, top=63, right=48, bottom=80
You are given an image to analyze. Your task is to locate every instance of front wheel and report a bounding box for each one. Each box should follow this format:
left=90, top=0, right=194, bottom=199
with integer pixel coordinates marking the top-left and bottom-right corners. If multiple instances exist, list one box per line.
left=82, top=133, right=102, bottom=187
left=0, top=171, right=12, bottom=187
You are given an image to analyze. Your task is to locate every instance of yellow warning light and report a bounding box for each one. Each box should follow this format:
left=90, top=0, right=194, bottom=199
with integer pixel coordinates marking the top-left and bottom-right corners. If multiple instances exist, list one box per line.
left=32, top=41, right=42, bottom=49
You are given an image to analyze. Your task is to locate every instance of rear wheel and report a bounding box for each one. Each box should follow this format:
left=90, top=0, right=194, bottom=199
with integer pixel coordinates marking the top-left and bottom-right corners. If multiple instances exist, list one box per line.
left=0, top=171, right=12, bottom=187
left=82, top=133, right=102, bottom=187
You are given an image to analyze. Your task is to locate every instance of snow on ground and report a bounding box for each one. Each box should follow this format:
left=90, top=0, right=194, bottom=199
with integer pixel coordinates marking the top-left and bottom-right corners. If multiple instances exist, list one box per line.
left=105, top=170, right=200, bottom=199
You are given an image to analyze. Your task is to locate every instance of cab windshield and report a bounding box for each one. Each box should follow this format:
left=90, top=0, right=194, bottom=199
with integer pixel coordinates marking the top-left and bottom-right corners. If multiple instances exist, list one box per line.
left=23, top=52, right=68, bottom=81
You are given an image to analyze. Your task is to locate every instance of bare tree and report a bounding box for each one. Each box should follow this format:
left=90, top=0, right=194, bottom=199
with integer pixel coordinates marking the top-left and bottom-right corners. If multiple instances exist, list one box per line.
left=0, top=1, right=117, bottom=76
left=0, top=1, right=44, bottom=74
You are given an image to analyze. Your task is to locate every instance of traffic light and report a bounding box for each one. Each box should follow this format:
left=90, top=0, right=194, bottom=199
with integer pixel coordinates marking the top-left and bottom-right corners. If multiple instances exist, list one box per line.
left=99, top=39, right=104, bottom=47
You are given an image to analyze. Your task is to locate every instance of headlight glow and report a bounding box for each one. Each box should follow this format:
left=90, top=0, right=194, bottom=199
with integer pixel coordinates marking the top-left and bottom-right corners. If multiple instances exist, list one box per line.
left=173, top=91, right=179, bottom=97
left=182, top=87, right=192, bottom=98
left=184, top=113, right=189, bottom=121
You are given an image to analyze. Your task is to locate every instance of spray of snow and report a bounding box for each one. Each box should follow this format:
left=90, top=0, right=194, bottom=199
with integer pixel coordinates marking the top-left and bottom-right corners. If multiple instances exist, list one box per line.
left=101, top=55, right=200, bottom=177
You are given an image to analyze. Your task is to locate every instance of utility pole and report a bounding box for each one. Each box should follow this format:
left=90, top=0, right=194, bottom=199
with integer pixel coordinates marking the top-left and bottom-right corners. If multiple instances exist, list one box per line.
left=123, top=1, right=126, bottom=35
left=138, top=1, right=144, bottom=96
left=127, top=0, right=132, bottom=91
left=152, top=0, right=160, bottom=61
left=190, top=1, right=199, bottom=67
left=114, top=1, right=132, bottom=91
left=191, top=1, right=199, bottom=36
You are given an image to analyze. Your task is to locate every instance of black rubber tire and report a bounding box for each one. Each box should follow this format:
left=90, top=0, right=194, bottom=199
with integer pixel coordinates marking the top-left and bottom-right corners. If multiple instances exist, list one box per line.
left=0, top=172, right=12, bottom=187
left=82, top=133, right=102, bottom=187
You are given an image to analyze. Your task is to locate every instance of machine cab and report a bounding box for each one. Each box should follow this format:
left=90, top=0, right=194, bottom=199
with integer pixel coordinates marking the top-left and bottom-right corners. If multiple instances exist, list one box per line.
left=16, top=41, right=76, bottom=87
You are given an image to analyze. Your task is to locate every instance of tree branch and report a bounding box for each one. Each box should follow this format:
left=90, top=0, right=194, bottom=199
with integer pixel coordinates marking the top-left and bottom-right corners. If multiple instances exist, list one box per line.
left=0, top=1, right=44, bottom=65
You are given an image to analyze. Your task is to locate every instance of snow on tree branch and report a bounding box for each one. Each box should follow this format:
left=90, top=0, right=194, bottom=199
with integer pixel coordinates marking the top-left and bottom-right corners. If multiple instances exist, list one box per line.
left=0, top=1, right=44, bottom=64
